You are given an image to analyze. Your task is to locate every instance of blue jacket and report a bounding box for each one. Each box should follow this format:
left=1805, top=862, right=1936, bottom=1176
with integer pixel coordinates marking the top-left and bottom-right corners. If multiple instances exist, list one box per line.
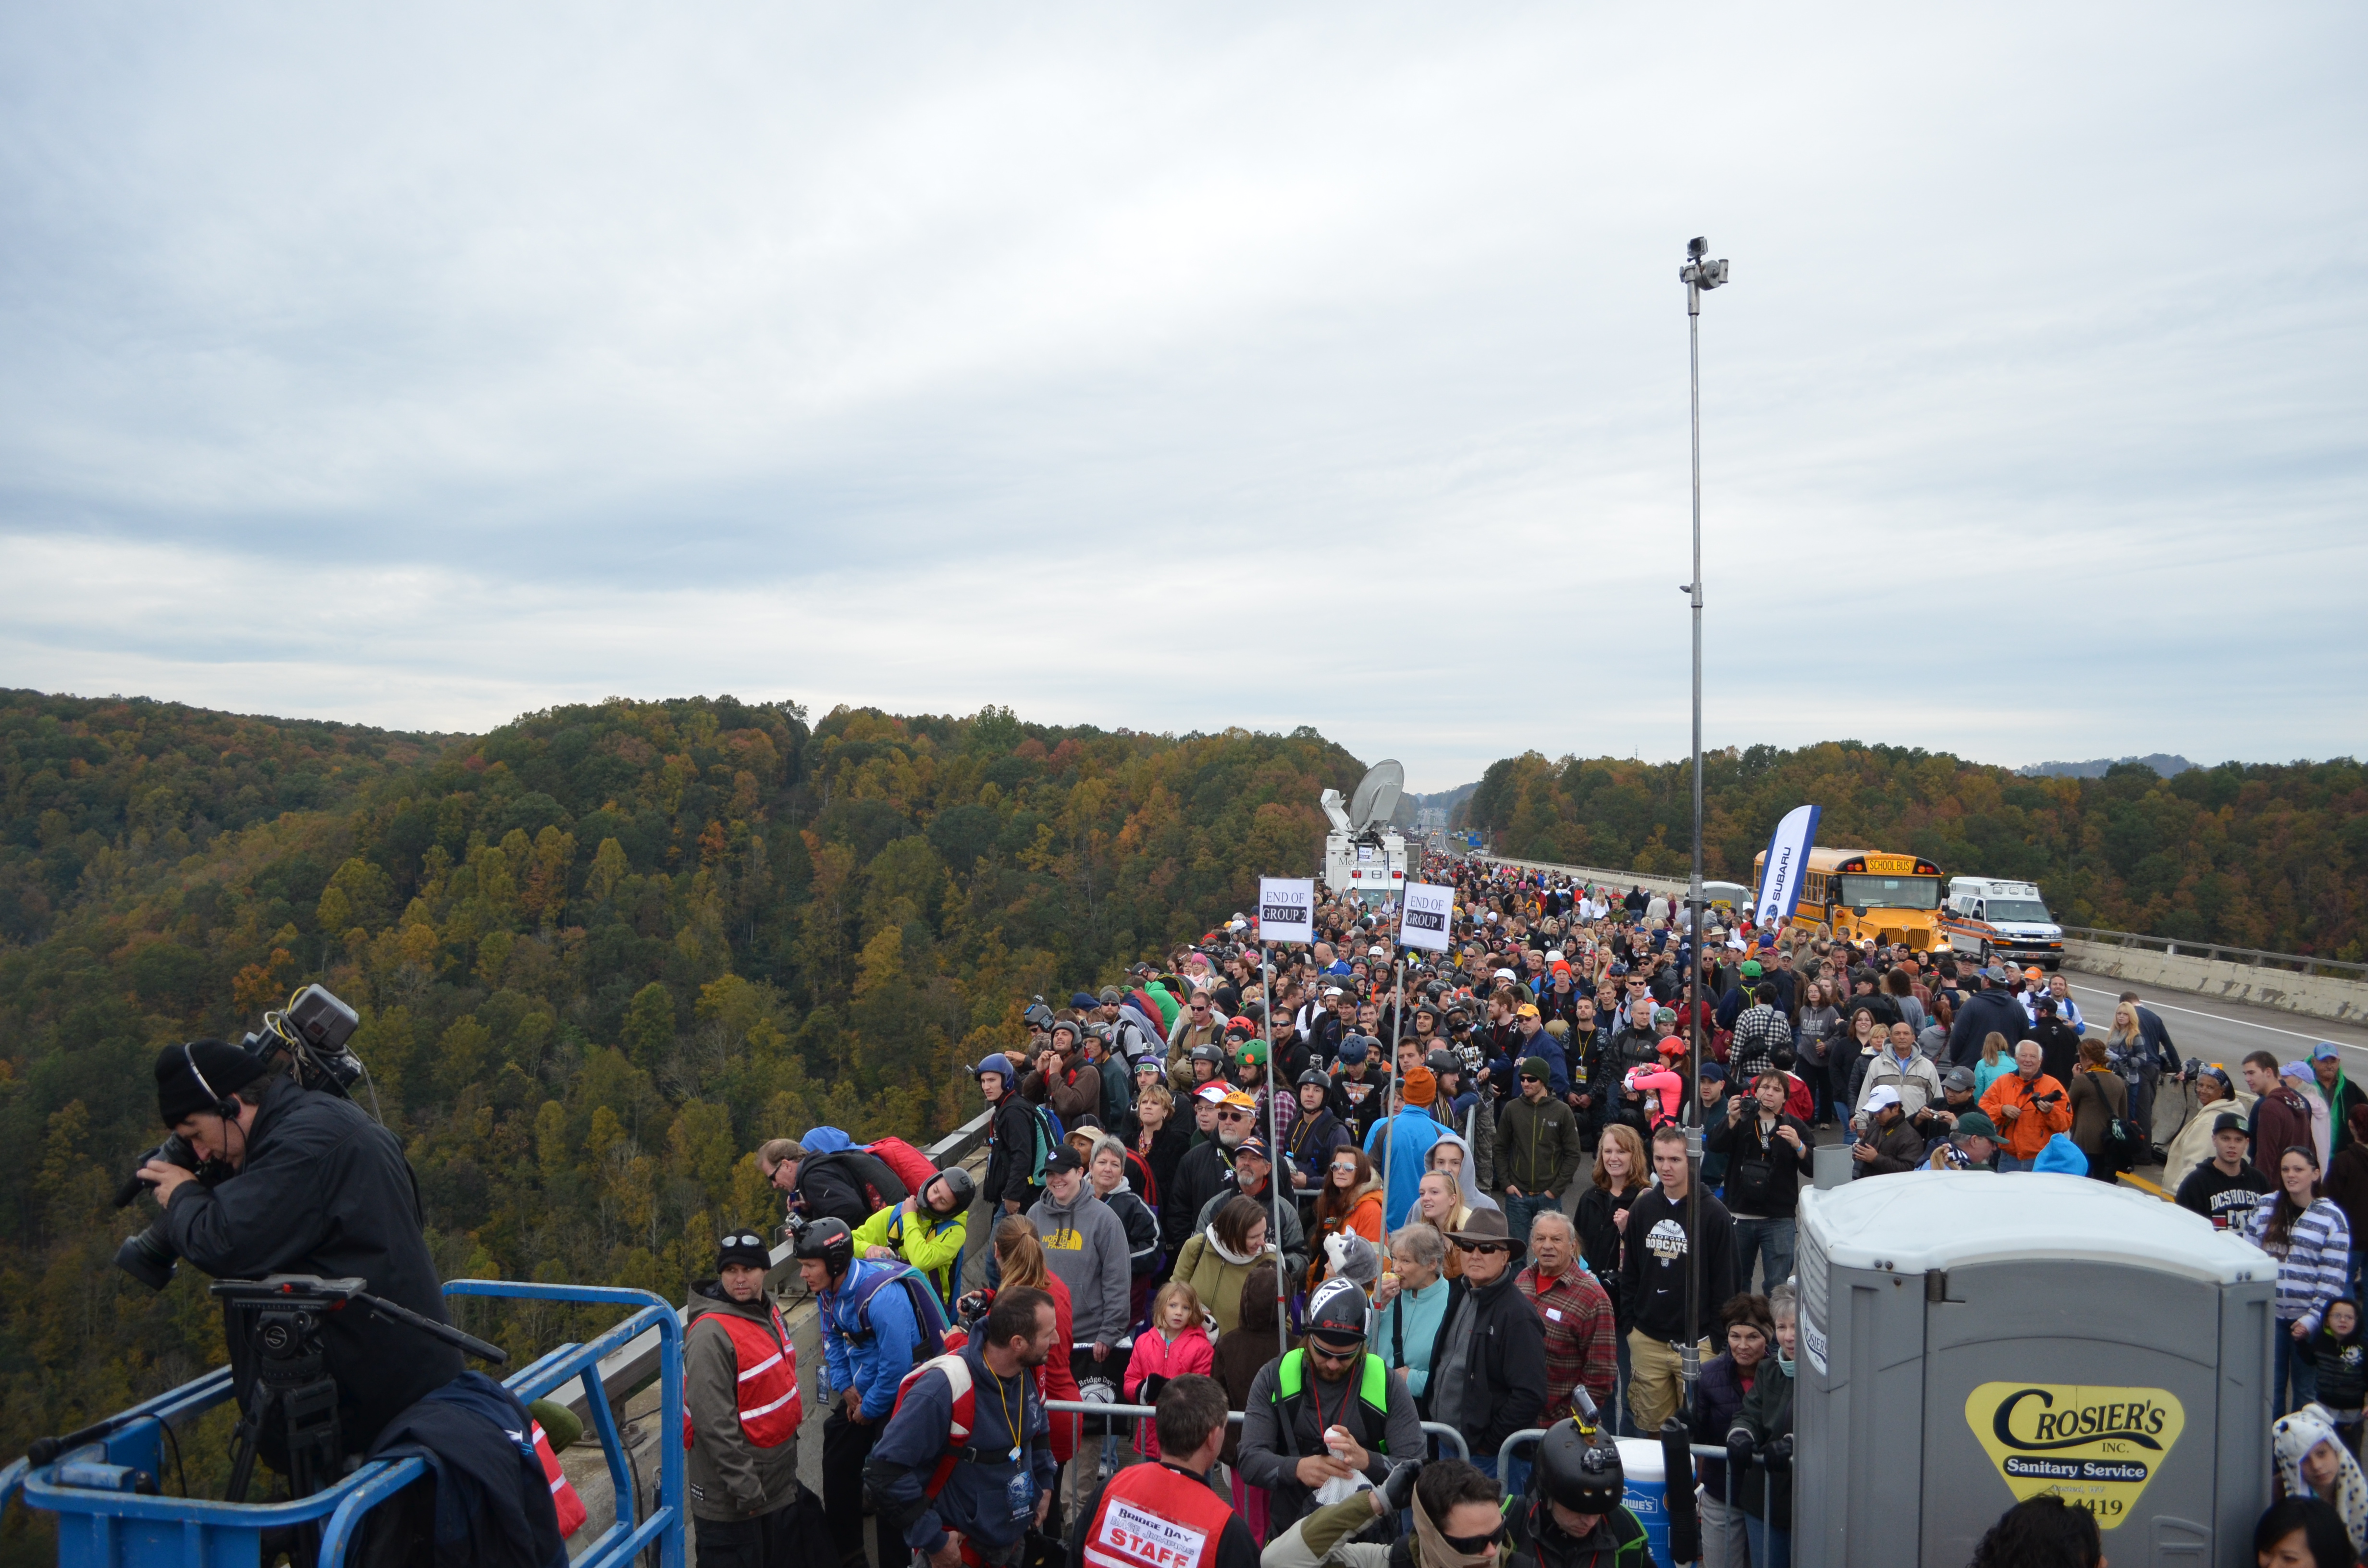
left=821, top=1258, right=923, bottom=1419
left=869, top=1344, right=1059, bottom=1557
left=1365, top=1107, right=1445, bottom=1230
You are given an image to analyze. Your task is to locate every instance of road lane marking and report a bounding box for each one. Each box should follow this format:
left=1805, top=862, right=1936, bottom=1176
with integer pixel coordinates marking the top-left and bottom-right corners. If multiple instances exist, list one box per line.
left=2064, top=982, right=2355, bottom=1046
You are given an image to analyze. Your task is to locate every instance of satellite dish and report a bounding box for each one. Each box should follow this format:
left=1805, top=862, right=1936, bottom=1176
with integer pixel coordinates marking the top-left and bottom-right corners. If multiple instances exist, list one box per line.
left=1347, top=760, right=1405, bottom=832
left=1389, top=793, right=1418, bottom=834
left=1319, top=788, right=1352, bottom=833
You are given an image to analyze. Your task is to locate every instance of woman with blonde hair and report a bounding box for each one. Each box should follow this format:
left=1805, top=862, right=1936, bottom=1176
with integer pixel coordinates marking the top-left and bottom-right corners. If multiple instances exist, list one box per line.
left=1974, top=1031, right=2016, bottom=1098
left=1577, top=1122, right=1648, bottom=1418
left=992, top=1214, right=1081, bottom=1464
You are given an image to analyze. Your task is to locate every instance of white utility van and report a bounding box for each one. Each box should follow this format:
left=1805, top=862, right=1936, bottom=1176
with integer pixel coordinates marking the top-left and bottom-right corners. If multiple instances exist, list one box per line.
left=1942, top=877, right=2066, bottom=969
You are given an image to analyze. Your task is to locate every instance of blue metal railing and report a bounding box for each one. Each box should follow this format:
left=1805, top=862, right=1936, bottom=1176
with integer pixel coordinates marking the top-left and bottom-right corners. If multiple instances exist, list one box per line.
left=3, top=1280, right=682, bottom=1568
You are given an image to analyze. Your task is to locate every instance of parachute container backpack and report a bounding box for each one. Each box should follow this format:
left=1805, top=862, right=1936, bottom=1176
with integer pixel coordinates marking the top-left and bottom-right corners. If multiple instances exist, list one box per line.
left=1792, top=1171, right=2274, bottom=1566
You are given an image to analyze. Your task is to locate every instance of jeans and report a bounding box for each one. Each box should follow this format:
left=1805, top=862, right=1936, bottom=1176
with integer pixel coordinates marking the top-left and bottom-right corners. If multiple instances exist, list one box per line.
left=2275, top=1325, right=2320, bottom=1416
left=1697, top=1491, right=1752, bottom=1568
left=1732, top=1217, right=1798, bottom=1293
left=1743, top=1516, right=1793, bottom=1568
left=1504, top=1192, right=1562, bottom=1250
left=1996, top=1155, right=2035, bottom=1173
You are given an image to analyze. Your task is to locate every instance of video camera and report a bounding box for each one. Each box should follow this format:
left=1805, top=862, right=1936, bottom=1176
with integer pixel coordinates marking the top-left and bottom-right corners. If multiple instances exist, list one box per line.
left=112, top=985, right=367, bottom=1290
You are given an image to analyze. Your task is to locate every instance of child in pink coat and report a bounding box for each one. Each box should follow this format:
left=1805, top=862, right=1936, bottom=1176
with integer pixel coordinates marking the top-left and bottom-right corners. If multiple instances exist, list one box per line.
left=1122, top=1281, right=1214, bottom=1458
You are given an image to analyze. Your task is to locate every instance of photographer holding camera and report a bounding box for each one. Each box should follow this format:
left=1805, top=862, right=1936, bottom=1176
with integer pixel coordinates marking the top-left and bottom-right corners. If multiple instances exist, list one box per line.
left=143, top=1037, right=464, bottom=1460
left=1975, top=1039, right=2074, bottom=1173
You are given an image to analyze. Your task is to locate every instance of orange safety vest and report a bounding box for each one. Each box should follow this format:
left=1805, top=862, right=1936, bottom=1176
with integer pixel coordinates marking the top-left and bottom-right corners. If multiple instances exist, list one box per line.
left=530, top=1419, right=588, bottom=1538
left=683, top=1304, right=802, bottom=1451
left=1082, top=1461, right=1235, bottom=1568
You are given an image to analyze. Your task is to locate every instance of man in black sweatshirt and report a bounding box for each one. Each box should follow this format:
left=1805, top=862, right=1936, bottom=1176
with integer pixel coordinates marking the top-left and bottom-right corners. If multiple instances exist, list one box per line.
left=1617, top=1124, right=1736, bottom=1435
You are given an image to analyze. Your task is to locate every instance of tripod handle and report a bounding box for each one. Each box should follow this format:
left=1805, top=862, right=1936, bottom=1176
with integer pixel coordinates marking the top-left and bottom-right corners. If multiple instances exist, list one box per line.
left=356, top=1290, right=509, bottom=1364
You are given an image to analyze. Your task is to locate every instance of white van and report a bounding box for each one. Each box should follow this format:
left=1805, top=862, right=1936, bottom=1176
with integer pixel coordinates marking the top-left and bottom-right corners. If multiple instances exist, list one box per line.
left=1942, top=877, right=2066, bottom=969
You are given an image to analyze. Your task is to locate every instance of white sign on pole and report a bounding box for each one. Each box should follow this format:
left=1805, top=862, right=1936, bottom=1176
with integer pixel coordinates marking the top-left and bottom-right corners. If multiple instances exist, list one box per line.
left=1257, top=878, right=1316, bottom=946
left=1396, top=881, right=1454, bottom=953
left=1754, top=803, right=1823, bottom=927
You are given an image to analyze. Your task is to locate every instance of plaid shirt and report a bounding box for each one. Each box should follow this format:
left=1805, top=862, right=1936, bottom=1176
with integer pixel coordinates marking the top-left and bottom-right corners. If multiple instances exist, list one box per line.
left=1730, top=1003, right=1792, bottom=1081
left=1516, top=1262, right=1617, bottom=1423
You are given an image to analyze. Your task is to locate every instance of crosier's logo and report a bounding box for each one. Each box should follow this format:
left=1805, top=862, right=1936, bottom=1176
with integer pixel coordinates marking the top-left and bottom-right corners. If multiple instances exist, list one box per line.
left=1991, top=1387, right=2169, bottom=1451
left=1966, top=1383, right=2185, bottom=1531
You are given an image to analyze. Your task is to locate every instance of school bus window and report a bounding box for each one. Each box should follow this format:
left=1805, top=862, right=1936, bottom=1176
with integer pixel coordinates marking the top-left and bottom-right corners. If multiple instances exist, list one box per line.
left=1837, top=874, right=1941, bottom=911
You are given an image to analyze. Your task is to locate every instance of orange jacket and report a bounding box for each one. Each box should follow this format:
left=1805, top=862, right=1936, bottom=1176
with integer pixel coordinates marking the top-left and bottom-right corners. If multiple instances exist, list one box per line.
left=1980, top=1070, right=2074, bottom=1160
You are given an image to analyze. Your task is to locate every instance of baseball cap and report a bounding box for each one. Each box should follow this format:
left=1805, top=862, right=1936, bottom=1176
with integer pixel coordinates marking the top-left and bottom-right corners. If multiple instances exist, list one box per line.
left=1700, top=1063, right=1726, bottom=1084
left=1952, top=1110, right=2000, bottom=1142
left=1943, top=1066, right=1976, bottom=1094
left=1494, top=968, right=1517, bottom=982
left=1516, top=1003, right=1541, bottom=1019
left=1740, top=960, right=1763, bottom=979
left=1221, top=1090, right=1257, bottom=1110
left=1195, top=1082, right=1231, bottom=1104
left=1863, top=1085, right=1903, bottom=1114
left=1233, top=1137, right=1271, bottom=1164
left=1323, top=986, right=1344, bottom=998
left=1041, top=1144, right=1085, bottom=1175
left=2212, top=1112, right=2247, bottom=1136
left=2314, top=1041, right=2343, bottom=1062
left=1982, top=965, right=2008, bottom=985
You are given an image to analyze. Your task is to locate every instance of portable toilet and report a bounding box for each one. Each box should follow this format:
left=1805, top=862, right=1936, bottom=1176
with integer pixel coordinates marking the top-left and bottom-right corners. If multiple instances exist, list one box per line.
left=1793, top=1172, right=2273, bottom=1567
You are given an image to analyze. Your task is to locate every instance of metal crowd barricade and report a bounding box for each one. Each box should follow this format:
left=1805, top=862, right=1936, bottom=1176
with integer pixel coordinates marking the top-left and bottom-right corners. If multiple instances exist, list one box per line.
left=0, top=1280, right=685, bottom=1568
left=1042, top=1401, right=1468, bottom=1465
left=1492, top=1428, right=1778, bottom=1555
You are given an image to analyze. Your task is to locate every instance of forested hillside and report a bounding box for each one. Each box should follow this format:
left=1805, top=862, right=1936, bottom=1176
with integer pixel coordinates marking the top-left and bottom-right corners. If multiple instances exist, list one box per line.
left=1460, top=743, right=2367, bottom=959
left=0, top=689, right=1353, bottom=1531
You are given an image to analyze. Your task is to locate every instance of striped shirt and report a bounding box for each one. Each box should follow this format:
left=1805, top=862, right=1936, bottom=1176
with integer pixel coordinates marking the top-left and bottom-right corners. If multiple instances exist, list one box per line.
left=2246, top=1197, right=2354, bottom=1332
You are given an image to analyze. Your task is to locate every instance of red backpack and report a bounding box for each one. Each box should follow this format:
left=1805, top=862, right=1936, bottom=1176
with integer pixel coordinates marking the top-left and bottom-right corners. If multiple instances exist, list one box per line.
left=867, top=1137, right=941, bottom=1198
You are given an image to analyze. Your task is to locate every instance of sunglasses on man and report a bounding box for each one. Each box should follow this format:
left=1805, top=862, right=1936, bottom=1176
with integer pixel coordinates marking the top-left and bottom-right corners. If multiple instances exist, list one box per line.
left=1216, top=1108, right=1252, bottom=1122
left=1452, top=1240, right=1510, bottom=1256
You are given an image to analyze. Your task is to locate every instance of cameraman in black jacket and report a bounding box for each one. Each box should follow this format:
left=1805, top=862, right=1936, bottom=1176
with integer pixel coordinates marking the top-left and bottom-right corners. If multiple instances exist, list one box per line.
left=143, top=1041, right=464, bottom=1458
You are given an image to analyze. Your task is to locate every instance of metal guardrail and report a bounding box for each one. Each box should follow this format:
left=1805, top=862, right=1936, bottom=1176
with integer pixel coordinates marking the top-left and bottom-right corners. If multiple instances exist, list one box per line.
left=2064, top=926, right=2368, bottom=981
left=3, top=1282, right=685, bottom=1568
left=1044, top=1400, right=1470, bottom=1462
left=1471, top=854, right=1691, bottom=899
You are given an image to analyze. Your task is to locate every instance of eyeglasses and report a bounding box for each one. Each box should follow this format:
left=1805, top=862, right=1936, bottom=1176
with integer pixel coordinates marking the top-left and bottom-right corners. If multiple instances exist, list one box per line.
left=1216, top=1109, right=1252, bottom=1122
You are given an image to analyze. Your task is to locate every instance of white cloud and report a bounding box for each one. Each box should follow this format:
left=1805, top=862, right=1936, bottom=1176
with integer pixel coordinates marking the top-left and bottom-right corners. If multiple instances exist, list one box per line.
left=2, top=2, right=2362, bottom=789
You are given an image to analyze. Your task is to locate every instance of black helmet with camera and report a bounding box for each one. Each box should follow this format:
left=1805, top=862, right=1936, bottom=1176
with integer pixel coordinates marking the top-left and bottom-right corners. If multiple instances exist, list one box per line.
left=1536, top=1418, right=1625, bottom=1514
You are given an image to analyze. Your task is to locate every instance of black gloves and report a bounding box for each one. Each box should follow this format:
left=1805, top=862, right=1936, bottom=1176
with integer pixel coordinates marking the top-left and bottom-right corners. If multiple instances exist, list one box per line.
left=1381, top=1460, right=1422, bottom=1513
left=1764, top=1435, right=1793, bottom=1473
left=1725, top=1426, right=1756, bottom=1477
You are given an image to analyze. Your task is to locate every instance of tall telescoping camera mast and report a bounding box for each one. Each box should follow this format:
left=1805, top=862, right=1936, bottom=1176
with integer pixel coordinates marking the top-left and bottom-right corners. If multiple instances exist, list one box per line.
left=1677, top=234, right=1727, bottom=1416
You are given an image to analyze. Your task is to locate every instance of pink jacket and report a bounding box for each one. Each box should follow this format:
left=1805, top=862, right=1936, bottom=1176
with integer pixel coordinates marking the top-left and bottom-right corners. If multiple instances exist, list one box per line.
left=1122, top=1325, right=1214, bottom=1457
left=1625, top=1065, right=1685, bottom=1125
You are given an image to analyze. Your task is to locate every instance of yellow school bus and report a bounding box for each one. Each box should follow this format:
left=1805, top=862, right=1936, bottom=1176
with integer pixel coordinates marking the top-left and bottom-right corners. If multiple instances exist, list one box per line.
left=1751, top=845, right=1949, bottom=955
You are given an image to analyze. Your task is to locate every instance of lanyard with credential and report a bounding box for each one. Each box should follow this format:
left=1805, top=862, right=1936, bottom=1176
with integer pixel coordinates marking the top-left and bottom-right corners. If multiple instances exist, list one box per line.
left=995, top=1367, right=1024, bottom=1463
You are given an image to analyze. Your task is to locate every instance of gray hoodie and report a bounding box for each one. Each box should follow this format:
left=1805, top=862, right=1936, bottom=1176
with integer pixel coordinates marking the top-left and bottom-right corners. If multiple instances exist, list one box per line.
left=1026, top=1184, right=1132, bottom=1348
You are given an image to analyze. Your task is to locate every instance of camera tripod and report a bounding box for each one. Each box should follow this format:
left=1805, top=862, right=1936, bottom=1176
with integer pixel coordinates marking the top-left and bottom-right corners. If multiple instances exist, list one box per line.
left=213, top=1275, right=507, bottom=1508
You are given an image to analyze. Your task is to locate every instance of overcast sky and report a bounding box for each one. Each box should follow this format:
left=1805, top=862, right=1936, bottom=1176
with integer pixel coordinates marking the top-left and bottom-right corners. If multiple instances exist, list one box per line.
left=3, top=4, right=2361, bottom=789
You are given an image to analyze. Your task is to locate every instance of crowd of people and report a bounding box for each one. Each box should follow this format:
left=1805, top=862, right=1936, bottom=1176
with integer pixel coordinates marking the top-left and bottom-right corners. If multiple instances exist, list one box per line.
left=673, top=855, right=2368, bottom=1568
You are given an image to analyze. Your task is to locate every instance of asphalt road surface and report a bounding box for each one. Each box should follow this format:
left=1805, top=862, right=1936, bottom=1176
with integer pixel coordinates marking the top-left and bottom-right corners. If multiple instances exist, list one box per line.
left=2060, top=975, right=2368, bottom=1155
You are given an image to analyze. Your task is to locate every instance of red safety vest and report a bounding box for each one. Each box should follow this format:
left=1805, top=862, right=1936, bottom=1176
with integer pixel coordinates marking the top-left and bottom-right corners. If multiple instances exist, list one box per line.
left=683, top=1304, right=802, bottom=1451
left=1082, top=1462, right=1234, bottom=1568
left=530, top=1420, right=588, bottom=1538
